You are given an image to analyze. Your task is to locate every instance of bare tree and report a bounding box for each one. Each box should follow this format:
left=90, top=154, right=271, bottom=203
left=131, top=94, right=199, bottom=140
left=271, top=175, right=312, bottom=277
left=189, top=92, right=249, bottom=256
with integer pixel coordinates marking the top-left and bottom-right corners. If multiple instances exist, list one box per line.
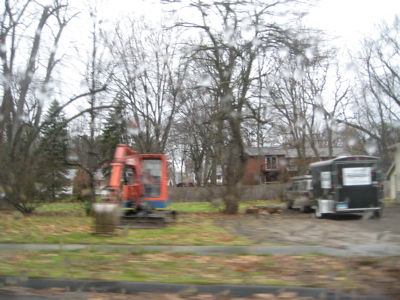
left=0, top=0, right=79, bottom=212
left=164, top=0, right=302, bottom=213
left=335, top=17, right=400, bottom=172
left=172, top=74, right=225, bottom=186
left=266, top=31, right=335, bottom=174
left=67, top=1, right=114, bottom=205
left=0, top=1, right=108, bottom=212
left=106, top=16, right=188, bottom=154
left=315, top=61, right=352, bottom=158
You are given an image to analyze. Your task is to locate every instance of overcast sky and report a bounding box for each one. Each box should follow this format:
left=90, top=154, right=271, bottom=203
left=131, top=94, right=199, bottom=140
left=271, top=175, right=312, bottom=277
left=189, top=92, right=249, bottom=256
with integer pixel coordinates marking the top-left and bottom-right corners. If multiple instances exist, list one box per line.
left=101, top=0, right=400, bottom=50
left=306, top=0, right=400, bottom=48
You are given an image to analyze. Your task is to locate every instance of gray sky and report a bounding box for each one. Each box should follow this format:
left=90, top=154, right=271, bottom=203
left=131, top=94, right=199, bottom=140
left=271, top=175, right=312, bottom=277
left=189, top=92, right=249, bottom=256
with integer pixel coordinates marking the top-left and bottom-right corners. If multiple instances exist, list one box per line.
left=102, top=0, right=400, bottom=50
left=306, top=0, right=399, bottom=48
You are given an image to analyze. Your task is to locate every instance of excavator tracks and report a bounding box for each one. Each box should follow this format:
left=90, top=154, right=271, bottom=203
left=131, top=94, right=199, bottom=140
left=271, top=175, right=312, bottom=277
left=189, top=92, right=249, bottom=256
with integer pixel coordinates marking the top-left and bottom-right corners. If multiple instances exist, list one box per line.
left=93, top=204, right=177, bottom=233
left=119, top=210, right=177, bottom=229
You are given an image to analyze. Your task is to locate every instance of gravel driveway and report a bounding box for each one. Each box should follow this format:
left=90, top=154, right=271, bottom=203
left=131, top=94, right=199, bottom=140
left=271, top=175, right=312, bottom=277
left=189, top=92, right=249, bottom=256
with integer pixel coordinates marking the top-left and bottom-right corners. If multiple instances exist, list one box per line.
left=215, top=204, right=400, bottom=246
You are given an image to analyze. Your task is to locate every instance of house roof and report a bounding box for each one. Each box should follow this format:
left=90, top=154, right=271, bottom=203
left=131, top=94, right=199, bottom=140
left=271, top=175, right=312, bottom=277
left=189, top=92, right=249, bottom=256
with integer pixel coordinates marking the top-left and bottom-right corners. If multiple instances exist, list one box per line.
left=246, top=147, right=285, bottom=156
left=388, top=143, right=400, bottom=150
left=245, top=147, right=350, bottom=158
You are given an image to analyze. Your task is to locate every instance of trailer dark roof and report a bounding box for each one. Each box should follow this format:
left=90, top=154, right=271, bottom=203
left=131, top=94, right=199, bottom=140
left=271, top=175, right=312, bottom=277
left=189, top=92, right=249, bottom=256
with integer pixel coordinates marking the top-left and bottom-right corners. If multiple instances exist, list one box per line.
left=309, top=155, right=380, bottom=168
left=245, top=147, right=350, bottom=158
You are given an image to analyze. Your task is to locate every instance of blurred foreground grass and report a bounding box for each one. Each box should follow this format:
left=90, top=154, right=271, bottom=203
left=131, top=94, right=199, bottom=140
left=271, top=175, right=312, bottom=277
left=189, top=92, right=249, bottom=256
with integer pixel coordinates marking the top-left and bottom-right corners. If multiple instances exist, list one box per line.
left=0, top=249, right=398, bottom=296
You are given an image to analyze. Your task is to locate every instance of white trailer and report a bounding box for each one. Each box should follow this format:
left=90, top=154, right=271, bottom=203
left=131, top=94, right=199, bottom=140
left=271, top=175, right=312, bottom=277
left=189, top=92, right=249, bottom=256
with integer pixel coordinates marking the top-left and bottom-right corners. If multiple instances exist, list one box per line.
left=310, top=156, right=384, bottom=218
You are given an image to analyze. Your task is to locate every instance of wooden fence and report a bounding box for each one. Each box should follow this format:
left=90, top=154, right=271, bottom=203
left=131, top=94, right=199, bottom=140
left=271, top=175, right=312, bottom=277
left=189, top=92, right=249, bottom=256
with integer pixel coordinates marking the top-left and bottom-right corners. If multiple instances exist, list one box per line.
left=169, top=183, right=287, bottom=203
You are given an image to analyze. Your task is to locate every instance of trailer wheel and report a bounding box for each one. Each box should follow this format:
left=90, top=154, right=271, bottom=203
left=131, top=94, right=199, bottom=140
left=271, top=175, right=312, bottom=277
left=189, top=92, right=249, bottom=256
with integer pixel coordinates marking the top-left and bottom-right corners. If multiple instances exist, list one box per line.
left=373, top=209, right=382, bottom=219
left=314, top=205, right=324, bottom=219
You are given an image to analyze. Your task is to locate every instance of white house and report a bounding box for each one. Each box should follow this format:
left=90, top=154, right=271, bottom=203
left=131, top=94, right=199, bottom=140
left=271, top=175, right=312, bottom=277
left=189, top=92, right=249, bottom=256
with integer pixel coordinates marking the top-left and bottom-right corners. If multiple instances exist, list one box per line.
left=387, top=143, right=400, bottom=201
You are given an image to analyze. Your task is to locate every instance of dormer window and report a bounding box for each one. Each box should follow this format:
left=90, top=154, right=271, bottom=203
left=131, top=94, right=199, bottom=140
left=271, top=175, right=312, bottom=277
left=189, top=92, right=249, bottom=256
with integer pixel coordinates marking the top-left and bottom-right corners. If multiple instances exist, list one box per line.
left=265, top=156, right=277, bottom=170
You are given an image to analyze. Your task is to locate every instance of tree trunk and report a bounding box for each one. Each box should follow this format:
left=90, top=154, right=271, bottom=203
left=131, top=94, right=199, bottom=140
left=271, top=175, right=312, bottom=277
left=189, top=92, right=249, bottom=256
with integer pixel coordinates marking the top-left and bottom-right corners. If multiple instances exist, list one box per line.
left=223, top=116, right=248, bottom=214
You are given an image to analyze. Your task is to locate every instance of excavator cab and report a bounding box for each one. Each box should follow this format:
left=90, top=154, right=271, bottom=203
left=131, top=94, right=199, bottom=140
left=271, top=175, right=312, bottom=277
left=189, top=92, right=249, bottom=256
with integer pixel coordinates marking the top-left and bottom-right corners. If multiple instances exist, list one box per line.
left=139, top=154, right=170, bottom=208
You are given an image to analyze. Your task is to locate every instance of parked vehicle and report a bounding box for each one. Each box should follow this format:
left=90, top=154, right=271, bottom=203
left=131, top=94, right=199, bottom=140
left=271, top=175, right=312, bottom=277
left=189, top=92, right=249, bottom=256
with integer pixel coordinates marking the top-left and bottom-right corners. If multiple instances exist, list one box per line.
left=310, top=156, right=384, bottom=219
left=285, top=175, right=313, bottom=212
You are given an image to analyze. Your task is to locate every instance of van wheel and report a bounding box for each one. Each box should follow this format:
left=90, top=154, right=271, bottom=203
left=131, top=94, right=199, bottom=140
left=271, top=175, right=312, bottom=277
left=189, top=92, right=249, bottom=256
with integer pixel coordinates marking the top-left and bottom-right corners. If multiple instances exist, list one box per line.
left=286, top=200, right=293, bottom=209
left=314, top=206, right=324, bottom=219
left=299, top=205, right=310, bottom=213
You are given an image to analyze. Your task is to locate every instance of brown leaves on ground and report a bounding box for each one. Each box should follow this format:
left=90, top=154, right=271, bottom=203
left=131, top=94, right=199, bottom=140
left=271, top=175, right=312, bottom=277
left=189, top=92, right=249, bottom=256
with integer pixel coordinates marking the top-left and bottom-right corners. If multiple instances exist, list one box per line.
left=0, top=286, right=318, bottom=300
left=0, top=212, right=92, bottom=236
left=245, top=206, right=283, bottom=215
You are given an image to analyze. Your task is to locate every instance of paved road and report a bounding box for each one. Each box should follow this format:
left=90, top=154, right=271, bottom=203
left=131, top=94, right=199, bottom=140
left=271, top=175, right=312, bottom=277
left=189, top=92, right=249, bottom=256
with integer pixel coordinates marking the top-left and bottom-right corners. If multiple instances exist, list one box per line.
left=1, top=243, right=399, bottom=256
left=0, top=277, right=389, bottom=300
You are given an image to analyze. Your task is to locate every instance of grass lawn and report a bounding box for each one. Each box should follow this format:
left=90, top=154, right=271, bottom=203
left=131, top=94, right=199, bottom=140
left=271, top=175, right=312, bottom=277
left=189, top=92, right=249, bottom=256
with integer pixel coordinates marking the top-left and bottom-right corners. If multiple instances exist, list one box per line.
left=0, top=200, right=280, bottom=245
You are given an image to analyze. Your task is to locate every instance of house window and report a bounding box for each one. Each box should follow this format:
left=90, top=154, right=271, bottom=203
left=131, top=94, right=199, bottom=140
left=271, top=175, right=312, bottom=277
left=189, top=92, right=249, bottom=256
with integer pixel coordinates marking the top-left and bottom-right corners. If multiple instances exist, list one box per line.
left=265, top=156, right=277, bottom=170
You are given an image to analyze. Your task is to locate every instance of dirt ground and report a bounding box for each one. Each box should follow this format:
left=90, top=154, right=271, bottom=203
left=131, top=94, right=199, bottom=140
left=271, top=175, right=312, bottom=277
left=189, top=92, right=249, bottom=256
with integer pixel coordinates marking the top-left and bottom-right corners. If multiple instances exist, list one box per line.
left=214, top=205, right=400, bottom=246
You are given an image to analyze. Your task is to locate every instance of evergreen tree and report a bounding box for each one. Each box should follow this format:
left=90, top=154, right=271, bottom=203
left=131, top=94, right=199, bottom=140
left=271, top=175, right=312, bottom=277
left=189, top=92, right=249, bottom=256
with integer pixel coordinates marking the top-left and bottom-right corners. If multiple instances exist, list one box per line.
left=100, top=101, right=131, bottom=176
left=37, top=100, right=70, bottom=201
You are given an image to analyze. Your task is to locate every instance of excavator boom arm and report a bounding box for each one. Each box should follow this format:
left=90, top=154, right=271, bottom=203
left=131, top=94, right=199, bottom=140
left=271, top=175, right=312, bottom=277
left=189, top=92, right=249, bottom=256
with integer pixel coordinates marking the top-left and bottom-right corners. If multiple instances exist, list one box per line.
left=106, top=144, right=143, bottom=204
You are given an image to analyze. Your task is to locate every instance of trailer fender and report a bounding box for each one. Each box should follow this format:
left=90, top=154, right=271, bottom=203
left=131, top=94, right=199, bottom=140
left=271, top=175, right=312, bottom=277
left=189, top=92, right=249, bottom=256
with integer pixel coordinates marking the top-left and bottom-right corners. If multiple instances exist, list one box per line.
left=313, top=200, right=335, bottom=219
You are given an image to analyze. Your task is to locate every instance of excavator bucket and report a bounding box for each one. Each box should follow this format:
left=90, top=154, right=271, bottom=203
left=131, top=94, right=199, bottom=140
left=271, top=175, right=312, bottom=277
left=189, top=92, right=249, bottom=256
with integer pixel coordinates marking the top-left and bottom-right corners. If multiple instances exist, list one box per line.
left=93, top=203, right=120, bottom=234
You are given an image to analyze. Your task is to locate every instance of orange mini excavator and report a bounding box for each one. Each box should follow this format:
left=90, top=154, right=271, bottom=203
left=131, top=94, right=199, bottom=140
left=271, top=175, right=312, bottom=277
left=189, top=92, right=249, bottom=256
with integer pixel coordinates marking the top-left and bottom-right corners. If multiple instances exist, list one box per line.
left=93, top=144, right=176, bottom=231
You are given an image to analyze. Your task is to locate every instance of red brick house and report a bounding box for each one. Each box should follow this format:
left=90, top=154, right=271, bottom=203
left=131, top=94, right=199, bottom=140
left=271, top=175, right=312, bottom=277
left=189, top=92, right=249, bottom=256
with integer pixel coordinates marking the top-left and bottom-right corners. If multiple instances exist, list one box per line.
left=243, top=147, right=351, bottom=185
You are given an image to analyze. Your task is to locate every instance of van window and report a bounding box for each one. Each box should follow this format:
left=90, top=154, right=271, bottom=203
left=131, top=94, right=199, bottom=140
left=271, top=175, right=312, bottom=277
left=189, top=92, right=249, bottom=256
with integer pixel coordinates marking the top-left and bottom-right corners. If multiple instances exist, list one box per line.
left=298, top=181, right=306, bottom=191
